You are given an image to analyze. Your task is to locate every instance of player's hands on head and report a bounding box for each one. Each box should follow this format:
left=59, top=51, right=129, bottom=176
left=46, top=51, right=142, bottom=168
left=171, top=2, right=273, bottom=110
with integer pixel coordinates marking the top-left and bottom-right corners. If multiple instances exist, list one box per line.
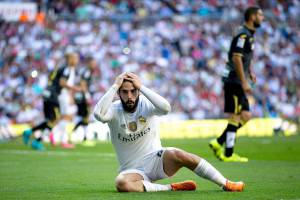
left=114, top=72, right=127, bottom=88
left=124, top=72, right=142, bottom=90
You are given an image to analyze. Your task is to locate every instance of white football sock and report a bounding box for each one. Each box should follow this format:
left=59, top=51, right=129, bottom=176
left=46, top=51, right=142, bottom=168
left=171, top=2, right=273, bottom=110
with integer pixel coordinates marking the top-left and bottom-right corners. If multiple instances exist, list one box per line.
left=58, top=120, right=68, bottom=143
left=83, top=125, right=88, bottom=140
left=226, top=131, right=236, bottom=148
left=142, top=180, right=171, bottom=192
left=194, top=159, right=227, bottom=187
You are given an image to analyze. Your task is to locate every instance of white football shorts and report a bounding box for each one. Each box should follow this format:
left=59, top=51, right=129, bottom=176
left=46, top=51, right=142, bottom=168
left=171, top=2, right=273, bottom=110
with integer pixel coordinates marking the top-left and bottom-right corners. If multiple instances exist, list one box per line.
left=119, top=147, right=176, bottom=182
left=58, top=90, right=77, bottom=116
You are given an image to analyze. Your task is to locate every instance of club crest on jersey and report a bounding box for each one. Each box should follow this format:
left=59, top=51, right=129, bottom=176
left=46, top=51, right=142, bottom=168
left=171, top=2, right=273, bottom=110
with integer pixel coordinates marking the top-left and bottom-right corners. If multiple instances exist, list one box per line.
left=128, top=121, right=137, bottom=132
left=237, top=37, right=245, bottom=48
left=138, top=116, right=146, bottom=124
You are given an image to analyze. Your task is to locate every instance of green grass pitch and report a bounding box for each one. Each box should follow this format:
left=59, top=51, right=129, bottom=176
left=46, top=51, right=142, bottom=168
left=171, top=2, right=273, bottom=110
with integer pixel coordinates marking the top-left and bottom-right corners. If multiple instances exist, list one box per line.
left=1, top=136, right=300, bottom=200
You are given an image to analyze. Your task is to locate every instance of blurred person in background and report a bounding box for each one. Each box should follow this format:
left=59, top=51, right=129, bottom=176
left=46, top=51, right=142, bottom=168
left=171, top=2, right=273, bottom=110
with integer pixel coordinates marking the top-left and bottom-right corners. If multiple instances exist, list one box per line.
left=0, top=1, right=299, bottom=139
left=73, top=56, right=97, bottom=146
left=209, top=6, right=265, bottom=162
left=55, top=52, right=80, bottom=149
left=23, top=52, right=82, bottom=150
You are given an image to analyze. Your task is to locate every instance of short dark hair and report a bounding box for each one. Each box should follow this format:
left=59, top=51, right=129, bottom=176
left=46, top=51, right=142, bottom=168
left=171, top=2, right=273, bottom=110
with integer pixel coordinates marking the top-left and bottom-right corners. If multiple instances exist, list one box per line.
left=244, top=6, right=261, bottom=22
left=118, top=79, right=133, bottom=93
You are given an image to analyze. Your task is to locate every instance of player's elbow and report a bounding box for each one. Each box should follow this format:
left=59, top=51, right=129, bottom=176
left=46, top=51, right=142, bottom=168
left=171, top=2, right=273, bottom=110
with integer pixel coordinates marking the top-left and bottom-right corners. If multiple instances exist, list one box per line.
left=164, top=102, right=171, bottom=114
left=93, top=112, right=101, bottom=121
left=159, top=104, right=171, bottom=115
left=93, top=111, right=106, bottom=122
left=159, top=101, right=171, bottom=115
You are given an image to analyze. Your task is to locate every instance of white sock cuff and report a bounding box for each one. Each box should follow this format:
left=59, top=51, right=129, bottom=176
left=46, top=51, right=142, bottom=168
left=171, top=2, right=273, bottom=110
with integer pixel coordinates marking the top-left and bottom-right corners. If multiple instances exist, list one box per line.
left=142, top=180, right=151, bottom=192
left=193, top=158, right=208, bottom=175
left=226, top=131, right=236, bottom=148
left=142, top=180, right=171, bottom=192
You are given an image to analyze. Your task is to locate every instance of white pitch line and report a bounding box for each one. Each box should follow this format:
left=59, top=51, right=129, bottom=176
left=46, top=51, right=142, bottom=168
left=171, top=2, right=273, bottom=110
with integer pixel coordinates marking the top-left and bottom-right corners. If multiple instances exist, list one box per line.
left=0, top=149, right=115, bottom=157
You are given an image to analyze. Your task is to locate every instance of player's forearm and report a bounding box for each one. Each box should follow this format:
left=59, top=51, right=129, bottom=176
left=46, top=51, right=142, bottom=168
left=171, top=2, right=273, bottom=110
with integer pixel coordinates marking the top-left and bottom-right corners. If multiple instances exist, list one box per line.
left=140, top=85, right=171, bottom=114
left=93, top=84, right=118, bottom=122
left=59, top=78, right=70, bottom=89
left=248, top=62, right=253, bottom=74
left=233, top=55, right=247, bottom=83
left=60, top=79, right=78, bottom=91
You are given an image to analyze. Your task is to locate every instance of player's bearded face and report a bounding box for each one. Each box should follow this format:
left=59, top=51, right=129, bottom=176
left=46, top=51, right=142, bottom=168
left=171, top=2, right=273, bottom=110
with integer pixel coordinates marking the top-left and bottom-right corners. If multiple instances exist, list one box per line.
left=120, top=95, right=139, bottom=112
left=254, top=10, right=264, bottom=28
left=253, top=19, right=261, bottom=28
left=119, top=81, right=139, bottom=113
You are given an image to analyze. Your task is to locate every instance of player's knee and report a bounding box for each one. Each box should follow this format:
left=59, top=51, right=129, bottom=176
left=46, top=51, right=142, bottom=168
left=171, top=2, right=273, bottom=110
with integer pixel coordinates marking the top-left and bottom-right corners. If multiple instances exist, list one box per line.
left=115, top=176, right=131, bottom=192
left=170, top=149, right=191, bottom=165
left=229, top=114, right=241, bottom=124
left=241, top=112, right=252, bottom=123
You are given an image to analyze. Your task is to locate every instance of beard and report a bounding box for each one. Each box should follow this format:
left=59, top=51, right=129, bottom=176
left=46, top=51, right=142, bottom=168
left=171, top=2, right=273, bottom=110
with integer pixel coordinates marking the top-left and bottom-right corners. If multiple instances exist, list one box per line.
left=121, top=96, right=139, bottom=113
left=254, top=21, right=261, bottom=28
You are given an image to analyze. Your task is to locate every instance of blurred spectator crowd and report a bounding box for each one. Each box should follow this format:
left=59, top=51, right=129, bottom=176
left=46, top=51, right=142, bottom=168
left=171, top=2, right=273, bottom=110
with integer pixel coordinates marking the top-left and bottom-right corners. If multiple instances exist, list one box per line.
left=0, top=0, right=299, bottom=125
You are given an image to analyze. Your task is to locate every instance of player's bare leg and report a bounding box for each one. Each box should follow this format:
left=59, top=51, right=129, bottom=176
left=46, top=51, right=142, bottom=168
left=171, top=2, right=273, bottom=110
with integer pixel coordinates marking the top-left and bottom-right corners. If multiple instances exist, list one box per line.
left=213, top=112, right=250, bottom=162
left=115, top=172, right=196, bottom=192
left=240, top=111, right=251, bottom=126
left=214, top=113, right=240, bottom=157
left=163, top=148, right=244, bottom=191
left=58, top=114, right=75, bottom=148
left=115, top=173, right=145, bottom=192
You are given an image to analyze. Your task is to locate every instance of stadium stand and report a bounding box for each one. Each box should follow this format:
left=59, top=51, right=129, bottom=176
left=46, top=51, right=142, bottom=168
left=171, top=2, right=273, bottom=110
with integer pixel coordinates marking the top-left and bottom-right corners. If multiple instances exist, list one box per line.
left=0, top=0, right=299, bottom=127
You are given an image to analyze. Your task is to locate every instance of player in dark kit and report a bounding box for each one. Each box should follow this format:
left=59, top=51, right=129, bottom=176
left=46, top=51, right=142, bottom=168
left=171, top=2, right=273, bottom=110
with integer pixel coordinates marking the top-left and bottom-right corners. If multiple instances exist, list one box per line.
left=73, top=56, right=97, bottom=146
left=23, top=53, right=82, bottom=150
left=209, top=7, right=264, bottom=162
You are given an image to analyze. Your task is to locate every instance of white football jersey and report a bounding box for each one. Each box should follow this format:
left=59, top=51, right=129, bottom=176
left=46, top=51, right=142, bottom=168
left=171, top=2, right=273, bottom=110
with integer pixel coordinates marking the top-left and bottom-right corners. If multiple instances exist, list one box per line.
left=108, top=95, right=163, bottom=171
